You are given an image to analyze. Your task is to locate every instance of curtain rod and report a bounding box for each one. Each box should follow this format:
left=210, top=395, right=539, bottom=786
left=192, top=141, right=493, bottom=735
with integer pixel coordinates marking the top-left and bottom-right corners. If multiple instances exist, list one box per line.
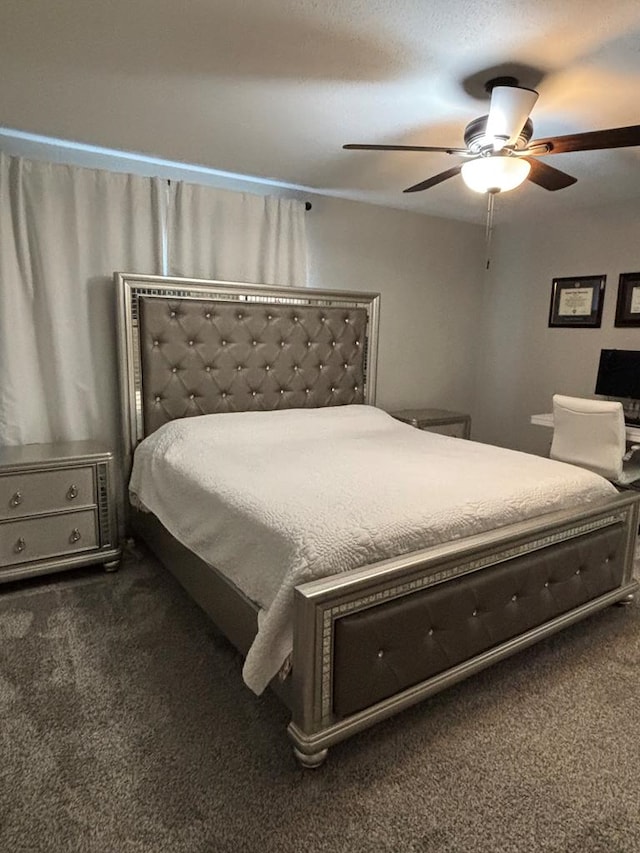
left=165, top=178, right=312, bottom=210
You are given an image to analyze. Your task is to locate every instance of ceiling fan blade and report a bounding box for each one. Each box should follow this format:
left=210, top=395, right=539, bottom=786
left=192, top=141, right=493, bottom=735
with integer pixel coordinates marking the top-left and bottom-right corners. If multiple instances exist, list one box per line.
left=486, top=85, right=539, bottom=150
left=524, top=157, right=577, bottom=191
left=343, top=143, right=467, bottom=154
left=531, top=124, right=640, bottom=154
left=403, top=165, right=463, bottom=193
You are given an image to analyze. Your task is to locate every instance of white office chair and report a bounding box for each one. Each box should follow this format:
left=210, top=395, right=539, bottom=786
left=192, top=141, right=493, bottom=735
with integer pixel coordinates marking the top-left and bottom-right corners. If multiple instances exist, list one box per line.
left=550, top=394, right=640, bottom=487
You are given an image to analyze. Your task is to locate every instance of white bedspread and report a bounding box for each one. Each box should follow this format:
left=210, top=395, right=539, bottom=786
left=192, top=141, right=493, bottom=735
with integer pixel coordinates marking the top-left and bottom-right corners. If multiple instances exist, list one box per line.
left=129, top=405, right=617, bottom=694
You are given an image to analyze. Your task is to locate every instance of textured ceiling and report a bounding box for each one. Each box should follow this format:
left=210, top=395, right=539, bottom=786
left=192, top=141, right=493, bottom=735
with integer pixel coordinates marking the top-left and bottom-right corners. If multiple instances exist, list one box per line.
left=1, top=0, right=640, bottom=224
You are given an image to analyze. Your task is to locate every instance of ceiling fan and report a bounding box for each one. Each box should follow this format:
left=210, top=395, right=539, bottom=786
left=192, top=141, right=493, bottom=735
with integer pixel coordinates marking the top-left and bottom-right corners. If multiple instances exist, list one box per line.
left=343, top=77, right=640, bottom=195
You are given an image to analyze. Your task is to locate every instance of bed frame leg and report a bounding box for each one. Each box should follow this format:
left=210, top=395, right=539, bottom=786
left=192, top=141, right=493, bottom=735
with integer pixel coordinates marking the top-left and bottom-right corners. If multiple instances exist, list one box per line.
left=614, top=592, right=635, bottom=606
left=293, top=747, right=328, bottom=769
left=103, top=560, right=121, bottom=573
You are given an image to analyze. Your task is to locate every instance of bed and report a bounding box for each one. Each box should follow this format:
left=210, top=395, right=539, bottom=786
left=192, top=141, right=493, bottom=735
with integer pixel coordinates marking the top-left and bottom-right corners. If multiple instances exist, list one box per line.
left=116, top=272, right=640, bottom=768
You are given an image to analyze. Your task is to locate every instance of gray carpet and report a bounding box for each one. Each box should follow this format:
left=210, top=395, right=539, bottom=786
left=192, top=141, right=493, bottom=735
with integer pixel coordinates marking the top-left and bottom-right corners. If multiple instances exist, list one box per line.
left=1, top=549, right=639, bottom=853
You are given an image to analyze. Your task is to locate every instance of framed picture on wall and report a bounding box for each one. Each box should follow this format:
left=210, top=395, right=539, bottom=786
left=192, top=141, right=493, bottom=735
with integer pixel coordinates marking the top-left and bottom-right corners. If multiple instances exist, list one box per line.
left=548, top=275, right=606, bottom=328
left=614, top=272, right=640, bottom=327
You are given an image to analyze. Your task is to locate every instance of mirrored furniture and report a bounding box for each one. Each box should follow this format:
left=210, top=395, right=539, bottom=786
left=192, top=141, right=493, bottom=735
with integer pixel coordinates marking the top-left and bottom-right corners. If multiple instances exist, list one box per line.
left=0, top=441, right=120, bottom=583
left=117, top=273, right=640, bottom=769
left=391, top=407, right=471, bottom=439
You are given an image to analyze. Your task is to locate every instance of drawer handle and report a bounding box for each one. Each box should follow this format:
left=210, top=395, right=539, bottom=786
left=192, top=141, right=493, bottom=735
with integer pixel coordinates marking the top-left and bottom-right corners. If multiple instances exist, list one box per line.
left=66, top=484, right=79, bottom=501
left=10, top=491, right=23, bottom=508
left=14, top=537, right=26, bottom=554
left=69, top=528, right=82, bottom=544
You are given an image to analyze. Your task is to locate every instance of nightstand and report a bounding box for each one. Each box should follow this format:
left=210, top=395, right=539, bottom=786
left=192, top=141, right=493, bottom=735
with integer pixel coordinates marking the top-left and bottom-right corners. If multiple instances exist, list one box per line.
left=0, top=441, right=121, bottom=583
left=391, top=408, right=472, bottom=439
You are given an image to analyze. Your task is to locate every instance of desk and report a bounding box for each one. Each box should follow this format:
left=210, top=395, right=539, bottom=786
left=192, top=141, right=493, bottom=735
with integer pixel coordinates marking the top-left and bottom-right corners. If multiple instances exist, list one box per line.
left=531, top=413, right=640, bottom=443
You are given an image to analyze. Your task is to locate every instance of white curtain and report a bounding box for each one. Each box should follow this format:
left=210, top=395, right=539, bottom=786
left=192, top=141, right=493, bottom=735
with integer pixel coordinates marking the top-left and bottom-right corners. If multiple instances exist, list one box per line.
left=0, top=156, right=307, bottom=540
left=168, top=182, right=308, bottom=286
left=0, top=153, right=165, bottom=449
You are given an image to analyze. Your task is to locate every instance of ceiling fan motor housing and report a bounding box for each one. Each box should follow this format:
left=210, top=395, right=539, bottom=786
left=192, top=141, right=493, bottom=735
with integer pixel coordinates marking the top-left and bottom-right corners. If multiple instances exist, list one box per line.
left=464, top=116, right=533, bottom=154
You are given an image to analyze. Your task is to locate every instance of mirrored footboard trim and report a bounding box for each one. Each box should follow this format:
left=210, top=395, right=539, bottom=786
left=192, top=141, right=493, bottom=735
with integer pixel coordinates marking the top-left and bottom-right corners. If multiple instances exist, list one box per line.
left=288, top=578, right=639, bottom=760
left=318, top=510, right=627, bottom=720
left=290, top=493, right=640, bottom=756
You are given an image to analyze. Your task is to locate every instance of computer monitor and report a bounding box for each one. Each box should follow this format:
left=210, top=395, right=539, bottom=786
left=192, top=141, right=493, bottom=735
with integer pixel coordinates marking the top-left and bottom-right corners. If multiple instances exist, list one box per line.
left=595, top=349, right=640, bottom=400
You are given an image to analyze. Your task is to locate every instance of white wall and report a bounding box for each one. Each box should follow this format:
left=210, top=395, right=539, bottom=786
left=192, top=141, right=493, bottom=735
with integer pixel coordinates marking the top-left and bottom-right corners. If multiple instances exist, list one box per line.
left=306, top=194, right=486, bottom=413
left=473, top=198, right=640, bottom=455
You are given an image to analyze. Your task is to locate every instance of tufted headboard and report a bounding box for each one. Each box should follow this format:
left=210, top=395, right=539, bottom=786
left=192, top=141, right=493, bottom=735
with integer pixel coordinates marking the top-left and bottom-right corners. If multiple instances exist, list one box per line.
left=116, top=273, right=380, bottom=469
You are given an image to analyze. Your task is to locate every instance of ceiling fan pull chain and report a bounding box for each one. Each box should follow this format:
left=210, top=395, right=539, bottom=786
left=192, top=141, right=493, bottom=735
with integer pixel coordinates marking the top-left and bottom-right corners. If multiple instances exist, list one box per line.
left=485, top=190, right=497, bottom=270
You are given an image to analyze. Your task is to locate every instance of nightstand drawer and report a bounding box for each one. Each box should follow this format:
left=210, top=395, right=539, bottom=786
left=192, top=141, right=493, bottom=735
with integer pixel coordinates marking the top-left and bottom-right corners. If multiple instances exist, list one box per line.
left=423, top=422, right=469, bottom=439
left=0, top=510, right=98, bottom=567
left=0, top=466, right=95, bottom=519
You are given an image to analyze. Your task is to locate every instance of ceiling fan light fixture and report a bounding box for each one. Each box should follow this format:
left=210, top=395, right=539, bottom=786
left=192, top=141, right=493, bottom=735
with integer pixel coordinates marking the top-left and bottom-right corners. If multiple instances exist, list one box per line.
left=461, top=155, right=531, bottom=194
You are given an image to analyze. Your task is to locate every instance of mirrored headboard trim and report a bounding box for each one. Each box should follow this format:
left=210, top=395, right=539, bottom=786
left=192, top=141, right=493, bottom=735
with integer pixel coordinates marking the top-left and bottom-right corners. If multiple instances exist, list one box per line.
left=116, top=272, right=381, bottom=472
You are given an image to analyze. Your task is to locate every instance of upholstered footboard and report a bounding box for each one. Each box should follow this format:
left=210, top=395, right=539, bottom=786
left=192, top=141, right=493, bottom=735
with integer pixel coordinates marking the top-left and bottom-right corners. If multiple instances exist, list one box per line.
left=288, top=493, right=639, bottom=767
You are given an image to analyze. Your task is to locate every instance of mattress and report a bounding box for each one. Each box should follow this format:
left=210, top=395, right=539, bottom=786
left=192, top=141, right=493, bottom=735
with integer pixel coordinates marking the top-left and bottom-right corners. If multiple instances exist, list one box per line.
left=129, top=404, right=617, bottom=694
